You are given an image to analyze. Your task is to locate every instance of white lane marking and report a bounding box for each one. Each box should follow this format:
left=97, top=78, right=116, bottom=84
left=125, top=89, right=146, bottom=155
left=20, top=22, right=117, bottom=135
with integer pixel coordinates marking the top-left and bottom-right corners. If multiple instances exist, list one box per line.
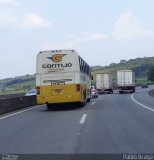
left=80, top=114, right=87, bottom=124
left=131, top=94, right=154, bottom=112
left=0, top=105, right=44, bottom=120
left=91, top=102, right=95, bottom=105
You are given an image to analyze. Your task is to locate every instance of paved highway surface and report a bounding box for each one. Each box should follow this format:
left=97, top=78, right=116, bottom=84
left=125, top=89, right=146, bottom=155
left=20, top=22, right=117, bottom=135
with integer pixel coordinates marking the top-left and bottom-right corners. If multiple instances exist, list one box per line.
left=0, top=85, right=154, bottom=154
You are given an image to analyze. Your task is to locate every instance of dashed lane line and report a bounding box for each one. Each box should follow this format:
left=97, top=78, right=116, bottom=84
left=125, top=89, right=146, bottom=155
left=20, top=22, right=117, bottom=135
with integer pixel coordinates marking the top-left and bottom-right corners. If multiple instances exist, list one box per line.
left=80, top=114, right=87, bottom=124
left=91, top=102, right=95, bottom=105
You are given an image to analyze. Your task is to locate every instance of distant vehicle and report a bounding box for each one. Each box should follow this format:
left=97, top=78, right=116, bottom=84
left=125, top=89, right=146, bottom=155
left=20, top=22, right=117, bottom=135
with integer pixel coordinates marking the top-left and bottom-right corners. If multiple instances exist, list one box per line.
left=36, top=50, right=91, bottom=109
left=25, top=89, right=37, bottom=96
left=117, top=70, right=135, bottom=94
left=141, top=84, right=148, bottom=88
left=96, top=73, right=113, bottom=94
left=91, top=86, right=98, bottom=98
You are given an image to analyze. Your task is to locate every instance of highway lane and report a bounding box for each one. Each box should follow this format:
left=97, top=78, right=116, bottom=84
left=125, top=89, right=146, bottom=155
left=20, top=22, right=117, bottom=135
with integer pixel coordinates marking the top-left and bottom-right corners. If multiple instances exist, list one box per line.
left=0, top=104, right=87, bottom=154
left=0, top=87, right=154, bottom=154
left=77, top=91, right=154, bottom=153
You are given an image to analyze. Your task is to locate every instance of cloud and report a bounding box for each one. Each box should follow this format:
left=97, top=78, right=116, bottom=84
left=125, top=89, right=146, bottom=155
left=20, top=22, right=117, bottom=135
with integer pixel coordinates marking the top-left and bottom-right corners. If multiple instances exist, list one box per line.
left=0, top=0, right=18, bottom=5
left=0, top=10, right=53, bottom=29
left=20, top=13, right=53, bottom=29
left=112, top=11, right=154, bottom=40
left=40, top=32, right=108, bottom=50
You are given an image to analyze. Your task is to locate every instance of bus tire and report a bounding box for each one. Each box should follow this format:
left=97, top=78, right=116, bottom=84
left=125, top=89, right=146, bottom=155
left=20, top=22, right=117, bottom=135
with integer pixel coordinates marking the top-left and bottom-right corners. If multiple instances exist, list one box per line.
left=79, top=102, right=85, bottom=107
left=46, top=104, right=53, bottom=110
left=87, top=98, right=90, bottom=102
left=80, top=97, right=86, bottom=107
left=81, top=90, right=86, bottom=107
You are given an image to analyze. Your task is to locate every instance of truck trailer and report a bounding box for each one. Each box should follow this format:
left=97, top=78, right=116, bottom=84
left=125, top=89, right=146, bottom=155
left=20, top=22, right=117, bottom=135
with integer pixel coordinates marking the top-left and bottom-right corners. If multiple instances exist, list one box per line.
left=96, top=73, right=113, bottom=94
left=117, top=70, right=135, bottom=94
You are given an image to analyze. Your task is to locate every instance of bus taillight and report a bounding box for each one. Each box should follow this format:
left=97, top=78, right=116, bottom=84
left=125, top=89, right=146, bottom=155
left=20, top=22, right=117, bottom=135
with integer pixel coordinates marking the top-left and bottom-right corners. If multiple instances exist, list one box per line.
left=36, top=86, right=40, bottom=95
left=76, top=84, right=80, bottom=92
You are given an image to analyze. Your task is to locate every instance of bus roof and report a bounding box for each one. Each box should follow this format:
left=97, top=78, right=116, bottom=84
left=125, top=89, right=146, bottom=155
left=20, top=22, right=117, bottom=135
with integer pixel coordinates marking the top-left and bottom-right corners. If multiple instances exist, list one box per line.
left=39, top=49, right=76, bottom=54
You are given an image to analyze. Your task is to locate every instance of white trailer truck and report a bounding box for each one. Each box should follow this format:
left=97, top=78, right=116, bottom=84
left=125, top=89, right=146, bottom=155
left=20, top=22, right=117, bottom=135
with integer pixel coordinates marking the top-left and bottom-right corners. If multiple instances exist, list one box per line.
left=117, top=70, right=135, bottom=94
left=96, top=73, right=113, bottom=94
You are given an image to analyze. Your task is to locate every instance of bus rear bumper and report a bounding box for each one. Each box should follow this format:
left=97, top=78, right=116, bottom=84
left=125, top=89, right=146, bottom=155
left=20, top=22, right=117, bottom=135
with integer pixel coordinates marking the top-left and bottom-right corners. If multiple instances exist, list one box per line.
left=37, top=95, right=82, bottom=105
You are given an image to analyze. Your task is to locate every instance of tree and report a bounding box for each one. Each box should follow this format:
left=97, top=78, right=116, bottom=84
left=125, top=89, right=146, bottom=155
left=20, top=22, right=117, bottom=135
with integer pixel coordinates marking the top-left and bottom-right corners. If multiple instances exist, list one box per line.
left=148, top=65, right=154, bottom=81
left=120, top=60, right=127, bottom=64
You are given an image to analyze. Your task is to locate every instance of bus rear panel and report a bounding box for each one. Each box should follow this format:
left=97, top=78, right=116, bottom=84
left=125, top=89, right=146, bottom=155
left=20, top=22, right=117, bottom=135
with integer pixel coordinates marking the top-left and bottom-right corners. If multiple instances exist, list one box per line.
left=36, top=50, right=91, bottom=107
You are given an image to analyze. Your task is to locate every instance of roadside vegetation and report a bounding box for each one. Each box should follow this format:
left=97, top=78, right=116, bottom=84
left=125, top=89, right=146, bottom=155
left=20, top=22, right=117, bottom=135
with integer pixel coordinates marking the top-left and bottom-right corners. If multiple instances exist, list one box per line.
left=148, top=65, right=154, bottom=82
left=0, top=75, right=35, bottom=95
left=135, top=79, right=153, bottom=86
left=92, top=57, right=154, bottom=78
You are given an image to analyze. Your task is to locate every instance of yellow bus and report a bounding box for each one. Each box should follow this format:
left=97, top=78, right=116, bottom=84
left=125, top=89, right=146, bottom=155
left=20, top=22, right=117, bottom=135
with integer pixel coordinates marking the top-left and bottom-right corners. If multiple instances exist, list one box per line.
left=36, top=50, right=91, bottom=109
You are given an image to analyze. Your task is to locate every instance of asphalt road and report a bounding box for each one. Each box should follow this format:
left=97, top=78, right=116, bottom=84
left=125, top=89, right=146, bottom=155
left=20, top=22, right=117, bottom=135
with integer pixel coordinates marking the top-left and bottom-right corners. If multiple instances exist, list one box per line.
left=0, top=86, right=154, bottom=154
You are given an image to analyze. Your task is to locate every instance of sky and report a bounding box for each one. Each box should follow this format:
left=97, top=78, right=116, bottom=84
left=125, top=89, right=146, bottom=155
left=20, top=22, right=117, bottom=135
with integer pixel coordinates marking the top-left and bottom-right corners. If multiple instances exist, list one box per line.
left=0, top=0, right=154, bottom=79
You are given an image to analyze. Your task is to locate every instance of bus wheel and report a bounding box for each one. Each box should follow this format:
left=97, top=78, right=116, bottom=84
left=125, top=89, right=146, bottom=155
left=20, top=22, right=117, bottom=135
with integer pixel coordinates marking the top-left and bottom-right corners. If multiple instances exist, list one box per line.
left=87, top=98, right=90, bottom=102
left=80, top=98, right=86, bottom=107
left=46, top=103, right=53, bottom=110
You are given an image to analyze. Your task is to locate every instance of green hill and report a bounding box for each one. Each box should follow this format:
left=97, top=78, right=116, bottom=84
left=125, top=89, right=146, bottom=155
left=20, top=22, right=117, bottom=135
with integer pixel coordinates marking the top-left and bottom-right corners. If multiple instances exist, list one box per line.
left=92, top=57, right=154, bottom=79
left=0, top=75, right=35, bottom=95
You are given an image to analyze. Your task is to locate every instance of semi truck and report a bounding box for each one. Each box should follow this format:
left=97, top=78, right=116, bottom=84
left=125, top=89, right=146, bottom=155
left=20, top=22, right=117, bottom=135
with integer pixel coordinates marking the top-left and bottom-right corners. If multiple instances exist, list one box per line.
left=117, top=70, right=135, bottom=94
left=96, top=73, right=113, bottom=94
